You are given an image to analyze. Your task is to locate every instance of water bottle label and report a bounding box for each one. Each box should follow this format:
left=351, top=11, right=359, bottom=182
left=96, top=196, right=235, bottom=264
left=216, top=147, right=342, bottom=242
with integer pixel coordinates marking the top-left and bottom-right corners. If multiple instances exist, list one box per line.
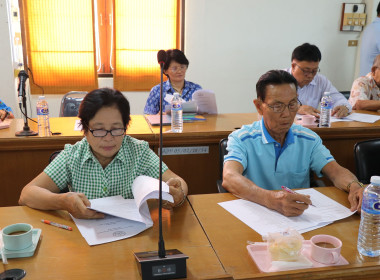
left=321, top=101, right=332, bottom=109
left=374, top=202, right=380, bottom=210
left=37, top=107, right=49, bottom=115
left=172, top=104, right=182, bottom=109
left=362, top=194, right=380, bottom=214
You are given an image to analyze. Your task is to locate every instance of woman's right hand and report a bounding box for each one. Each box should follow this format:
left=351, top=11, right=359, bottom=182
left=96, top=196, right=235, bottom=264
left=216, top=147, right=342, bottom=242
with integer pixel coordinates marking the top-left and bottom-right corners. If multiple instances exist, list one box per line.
left=63, top=192, right=105, bottom=219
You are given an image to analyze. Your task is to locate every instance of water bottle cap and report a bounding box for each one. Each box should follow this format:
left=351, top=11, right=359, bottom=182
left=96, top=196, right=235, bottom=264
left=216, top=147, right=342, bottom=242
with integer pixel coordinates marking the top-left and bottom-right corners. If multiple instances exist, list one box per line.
left=323, top=92, right=331, bottom=96
left=370, top=176, right=380, bottom=185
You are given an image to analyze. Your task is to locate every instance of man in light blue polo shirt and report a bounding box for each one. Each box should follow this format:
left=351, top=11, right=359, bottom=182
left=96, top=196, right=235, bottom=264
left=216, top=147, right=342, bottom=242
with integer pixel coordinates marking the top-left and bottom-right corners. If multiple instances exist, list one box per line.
left=223, top=70, right=363, bottom=217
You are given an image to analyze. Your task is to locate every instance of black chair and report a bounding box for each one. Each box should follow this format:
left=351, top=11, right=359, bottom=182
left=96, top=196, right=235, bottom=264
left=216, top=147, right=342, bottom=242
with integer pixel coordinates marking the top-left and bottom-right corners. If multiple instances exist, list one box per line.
left=340, top=91, right=350, bottom=100
left=49, top=150, right=62, bottom=163
left=216, top=138, right=229, bottom=193
left=354, top=139, right=380, bottom=184
left=59, top=91, right=87, bottom=117
left=48, top=150, right=70, bottom=193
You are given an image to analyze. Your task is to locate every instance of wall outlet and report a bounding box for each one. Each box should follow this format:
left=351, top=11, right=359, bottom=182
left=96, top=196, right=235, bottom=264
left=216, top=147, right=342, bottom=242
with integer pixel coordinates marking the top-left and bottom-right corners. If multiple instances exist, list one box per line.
left=348, top=40, right=358, bottom=47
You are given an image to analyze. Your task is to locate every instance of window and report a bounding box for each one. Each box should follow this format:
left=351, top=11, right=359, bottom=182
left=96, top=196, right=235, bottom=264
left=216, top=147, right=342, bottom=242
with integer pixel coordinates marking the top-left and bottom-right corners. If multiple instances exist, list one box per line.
left=21, top=0, right=98, bottom=95
left=20, top=0, right=182, bottom=94
left=113, top=0, right=181, bottom=91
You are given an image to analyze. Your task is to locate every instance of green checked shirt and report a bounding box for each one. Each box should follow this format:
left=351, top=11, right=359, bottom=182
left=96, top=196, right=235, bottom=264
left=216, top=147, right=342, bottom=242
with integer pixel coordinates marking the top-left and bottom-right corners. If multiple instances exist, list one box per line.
left=44, top=135, right=168, bottom=199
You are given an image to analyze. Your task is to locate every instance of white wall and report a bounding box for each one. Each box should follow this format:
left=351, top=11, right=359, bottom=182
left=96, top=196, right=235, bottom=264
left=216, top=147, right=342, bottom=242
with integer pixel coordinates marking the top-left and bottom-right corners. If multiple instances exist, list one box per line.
left=0, top=0, right=17, bottom=115
left=1, top=0, right=378, bottom=117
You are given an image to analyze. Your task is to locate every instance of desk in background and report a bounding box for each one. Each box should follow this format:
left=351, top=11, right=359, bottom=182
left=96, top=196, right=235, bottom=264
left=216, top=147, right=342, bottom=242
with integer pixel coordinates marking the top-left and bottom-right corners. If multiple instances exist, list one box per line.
left=0, top=201, right=231, bottom=280
left=148, top=111, right=380, bottom=192
left=188, top=187, right=380, bottom=280
left=0, top=116, right=154, bottom=207
left=1, top=111, right=380, bottom=206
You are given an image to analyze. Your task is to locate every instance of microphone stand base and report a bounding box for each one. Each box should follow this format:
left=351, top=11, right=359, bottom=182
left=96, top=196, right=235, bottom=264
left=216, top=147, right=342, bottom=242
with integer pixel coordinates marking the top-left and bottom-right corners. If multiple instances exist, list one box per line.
left=134, top=249, right=188, bottom=280
left=15, top=130, right=38, bottom=137
left=0, top=269, right=26, bottom=280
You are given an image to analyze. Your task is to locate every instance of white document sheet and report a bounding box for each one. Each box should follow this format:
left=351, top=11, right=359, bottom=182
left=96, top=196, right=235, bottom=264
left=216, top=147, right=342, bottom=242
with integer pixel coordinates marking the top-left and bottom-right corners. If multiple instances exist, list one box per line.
left=218, top=189, right=355, bottom=236
left=331, top=112, right=380, bottom=123
left=192, top=90, right=218, bottom=114
left=74, top=119, right=82, bottom=131
left=72, top=176, right=173, bottom=246
left=0, top=119, right=12, bottom=130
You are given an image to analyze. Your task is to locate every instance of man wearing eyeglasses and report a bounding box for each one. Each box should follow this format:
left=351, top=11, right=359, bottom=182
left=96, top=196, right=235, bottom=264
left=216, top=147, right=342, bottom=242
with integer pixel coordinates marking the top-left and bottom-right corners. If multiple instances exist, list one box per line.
left=286, top=43, right=351, bottom=118
left=222, top=70, right=363, bottom=217
left=19, top=88, right=188, bottom=218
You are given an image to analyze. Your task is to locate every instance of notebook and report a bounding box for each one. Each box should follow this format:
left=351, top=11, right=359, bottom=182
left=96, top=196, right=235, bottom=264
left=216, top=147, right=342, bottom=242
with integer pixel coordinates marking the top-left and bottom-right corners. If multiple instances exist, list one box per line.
left=144, top=115, right=171, bottom=126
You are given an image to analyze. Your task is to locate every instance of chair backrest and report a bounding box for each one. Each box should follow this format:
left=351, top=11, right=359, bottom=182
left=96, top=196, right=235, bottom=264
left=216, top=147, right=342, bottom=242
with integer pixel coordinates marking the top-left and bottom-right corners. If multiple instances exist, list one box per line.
left=354, top=139, right=380, bottom=184
left=48, top=150, right=70, bottom=193
left=49, top=150, right=62, bottom=163
left=217, top=138, right=229, bottom=193
left=59, top=91, right=87, bottom=117
left=340, top=91, right=350, bottom=100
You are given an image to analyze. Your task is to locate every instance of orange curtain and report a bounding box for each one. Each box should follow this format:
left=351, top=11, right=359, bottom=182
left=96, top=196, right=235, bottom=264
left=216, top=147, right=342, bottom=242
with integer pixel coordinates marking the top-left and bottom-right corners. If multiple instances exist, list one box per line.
left=22, top=0, right=98, bottom=95
left=113, top=0, right=180, bottom=91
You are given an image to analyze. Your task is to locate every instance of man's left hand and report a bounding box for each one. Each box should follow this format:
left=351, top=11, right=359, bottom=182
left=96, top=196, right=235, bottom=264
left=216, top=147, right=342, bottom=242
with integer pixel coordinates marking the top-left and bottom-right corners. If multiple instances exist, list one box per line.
left=348, top=182, right=364, bottom=213
left=332, top=105, right=349, bottom=118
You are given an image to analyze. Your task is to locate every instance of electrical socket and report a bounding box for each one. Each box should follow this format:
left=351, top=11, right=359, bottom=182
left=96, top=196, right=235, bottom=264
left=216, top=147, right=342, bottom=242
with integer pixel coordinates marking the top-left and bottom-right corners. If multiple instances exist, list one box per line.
left=348, top=40, right=358, bottom=47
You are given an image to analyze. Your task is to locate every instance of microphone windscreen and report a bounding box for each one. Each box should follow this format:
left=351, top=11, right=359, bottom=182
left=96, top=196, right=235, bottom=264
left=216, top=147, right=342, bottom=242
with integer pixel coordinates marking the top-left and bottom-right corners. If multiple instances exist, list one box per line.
left=157, top=50, right=167, bottom=65
left=18, top=70, right=29, bottom=79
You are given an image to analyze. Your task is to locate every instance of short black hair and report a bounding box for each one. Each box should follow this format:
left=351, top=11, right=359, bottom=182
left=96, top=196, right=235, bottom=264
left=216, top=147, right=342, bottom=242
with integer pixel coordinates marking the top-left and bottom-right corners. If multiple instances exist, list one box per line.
left=256, top=70, right=298, bottom=101
left=291, top=43, right=322, bottom=62
left=163, top=49, right=189, bottom=73
left=377, top=1, right=380, bottom=15
left=78, top=88, right=131, bottom=132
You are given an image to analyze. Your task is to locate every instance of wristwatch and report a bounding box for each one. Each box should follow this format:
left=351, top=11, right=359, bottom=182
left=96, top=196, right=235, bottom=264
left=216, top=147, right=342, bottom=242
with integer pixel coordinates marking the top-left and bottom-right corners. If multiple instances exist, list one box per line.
left=346, top=180, right=364, bottom=192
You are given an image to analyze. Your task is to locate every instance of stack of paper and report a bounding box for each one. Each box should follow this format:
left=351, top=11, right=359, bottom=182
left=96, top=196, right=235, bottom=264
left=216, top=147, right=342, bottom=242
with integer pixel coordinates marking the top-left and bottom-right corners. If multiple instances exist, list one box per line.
left=219, top=189, right=355, bottom=236
left=331, top=112, right=380, bottom=123
left=72, top=176, right=173, bottom=246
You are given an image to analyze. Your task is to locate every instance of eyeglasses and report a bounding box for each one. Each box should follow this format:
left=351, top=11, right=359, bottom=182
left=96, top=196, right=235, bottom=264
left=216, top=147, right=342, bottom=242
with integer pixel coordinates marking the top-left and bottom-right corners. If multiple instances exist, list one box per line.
left=168, top=65, right=188, bottom=72
left=295, top=63, right=320, bottom=76
left=89, top=128, right=125, bottom=137
left=263, top=99, right=302, bottom=113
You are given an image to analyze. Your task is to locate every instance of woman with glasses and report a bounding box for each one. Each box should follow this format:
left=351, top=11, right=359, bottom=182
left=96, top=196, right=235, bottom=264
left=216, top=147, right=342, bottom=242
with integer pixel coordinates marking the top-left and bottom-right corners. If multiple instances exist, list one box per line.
left=144, top=49, right=202, bottom=114
left=19, top=88, right=188, bottom=218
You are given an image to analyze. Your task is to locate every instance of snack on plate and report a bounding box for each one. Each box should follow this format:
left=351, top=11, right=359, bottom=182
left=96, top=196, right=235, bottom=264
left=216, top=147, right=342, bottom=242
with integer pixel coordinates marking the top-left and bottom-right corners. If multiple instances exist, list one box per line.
left=264, top=228, right=304, bottom=261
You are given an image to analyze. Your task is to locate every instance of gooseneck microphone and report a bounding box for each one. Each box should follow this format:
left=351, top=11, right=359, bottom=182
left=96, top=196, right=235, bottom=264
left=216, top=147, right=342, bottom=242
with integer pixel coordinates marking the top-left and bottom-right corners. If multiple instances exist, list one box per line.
left=15, top=70, right=38, bottom=137
left=134, top=50, right=188, bottom=279
left=17, top=70, right=29, bottom=102
left=157, top=49, right=167, bottom=259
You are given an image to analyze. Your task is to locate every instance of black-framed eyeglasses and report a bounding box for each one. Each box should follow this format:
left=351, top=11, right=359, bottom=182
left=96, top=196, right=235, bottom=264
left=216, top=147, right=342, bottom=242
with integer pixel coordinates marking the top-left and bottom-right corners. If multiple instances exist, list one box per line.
left=295, top=63, right=320, bottom=76
left=263, top=98, right=302, bottom=113
left=168, top=65, right=188, bottom=72
left=89, top=128, right=125, bottom=137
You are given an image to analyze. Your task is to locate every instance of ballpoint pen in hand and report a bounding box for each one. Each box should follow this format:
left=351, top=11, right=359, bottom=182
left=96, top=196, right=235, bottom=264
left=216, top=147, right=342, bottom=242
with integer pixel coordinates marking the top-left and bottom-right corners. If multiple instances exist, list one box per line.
left=281, top=186, right=316, bottom=207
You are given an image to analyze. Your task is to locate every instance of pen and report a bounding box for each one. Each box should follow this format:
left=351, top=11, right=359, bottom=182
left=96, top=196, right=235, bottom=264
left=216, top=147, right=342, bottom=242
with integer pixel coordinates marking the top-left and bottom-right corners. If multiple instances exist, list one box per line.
left=41, top=219, right=73, bottom=231
left=281, top=186, right=316, bottom=207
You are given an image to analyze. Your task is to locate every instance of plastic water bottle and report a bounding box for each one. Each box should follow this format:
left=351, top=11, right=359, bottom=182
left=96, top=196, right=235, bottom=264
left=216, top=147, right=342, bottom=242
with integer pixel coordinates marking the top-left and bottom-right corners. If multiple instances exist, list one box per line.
left=357, top=176, right=380, bottom=257
left=36, top=96, right=51, bottom=136
left=171, top=92, right=183, bottom=133
left=319, top=92, right=333, bottom=128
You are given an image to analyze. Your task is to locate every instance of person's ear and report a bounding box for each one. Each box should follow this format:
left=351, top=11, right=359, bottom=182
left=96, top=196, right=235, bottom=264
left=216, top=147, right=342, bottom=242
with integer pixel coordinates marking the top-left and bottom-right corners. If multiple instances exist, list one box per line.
left=254, top=99, right=263, bottom=115
left=371, top=66, right=377, bottom=75
left=291, top=62, right=297, bottom=72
